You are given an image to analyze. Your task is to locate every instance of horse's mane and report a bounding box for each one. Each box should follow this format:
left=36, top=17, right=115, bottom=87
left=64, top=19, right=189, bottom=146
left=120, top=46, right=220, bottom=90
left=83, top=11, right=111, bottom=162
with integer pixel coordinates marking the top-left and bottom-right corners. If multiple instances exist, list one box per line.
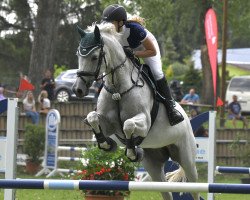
left=86, top=22, right=124, bottom=61
left=86, top=22, right=121, bottom=42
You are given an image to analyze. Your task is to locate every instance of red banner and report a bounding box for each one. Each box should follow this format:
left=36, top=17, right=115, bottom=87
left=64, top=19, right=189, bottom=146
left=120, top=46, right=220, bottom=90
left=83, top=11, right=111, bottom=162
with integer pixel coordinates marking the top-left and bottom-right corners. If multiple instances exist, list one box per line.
left=205, top=8, right=218, bottom=98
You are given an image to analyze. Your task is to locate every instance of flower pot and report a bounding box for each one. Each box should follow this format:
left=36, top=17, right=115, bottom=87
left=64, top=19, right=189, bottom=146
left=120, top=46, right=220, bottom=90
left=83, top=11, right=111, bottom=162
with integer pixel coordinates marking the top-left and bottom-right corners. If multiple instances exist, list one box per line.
left=85, top=194, right=124, bottom=200
left=25, top=160, right=40, bottom=174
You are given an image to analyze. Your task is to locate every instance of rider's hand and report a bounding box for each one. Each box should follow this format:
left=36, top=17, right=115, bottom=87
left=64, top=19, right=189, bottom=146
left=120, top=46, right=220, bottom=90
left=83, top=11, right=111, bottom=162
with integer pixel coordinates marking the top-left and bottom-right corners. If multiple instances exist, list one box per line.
left=123, top=47, right=135, bottom=59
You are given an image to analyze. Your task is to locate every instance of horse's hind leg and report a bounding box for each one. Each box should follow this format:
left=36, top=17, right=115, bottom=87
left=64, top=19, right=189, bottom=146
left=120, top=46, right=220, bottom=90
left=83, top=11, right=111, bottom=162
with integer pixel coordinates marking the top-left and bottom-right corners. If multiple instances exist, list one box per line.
left=171, top=141, right=199, bottom=200
left=142, top=148, right=173, bottom=200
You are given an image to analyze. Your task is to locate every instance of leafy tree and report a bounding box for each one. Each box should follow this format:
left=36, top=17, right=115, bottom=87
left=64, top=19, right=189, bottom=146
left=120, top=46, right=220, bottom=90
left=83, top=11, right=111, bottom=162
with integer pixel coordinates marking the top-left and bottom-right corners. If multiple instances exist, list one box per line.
left=0, top=31, right=31, bottom=87
left=28, top=0, right=62, bottom=97
left=227, top=0, right=250, bottom=47
left=182, top=65, right=202, bottom=96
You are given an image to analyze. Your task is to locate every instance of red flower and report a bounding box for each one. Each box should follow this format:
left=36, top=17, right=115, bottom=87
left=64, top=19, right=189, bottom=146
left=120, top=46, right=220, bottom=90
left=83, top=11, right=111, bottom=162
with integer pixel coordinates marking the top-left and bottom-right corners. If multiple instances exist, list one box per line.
left=123, top=173, right=129, bottom=181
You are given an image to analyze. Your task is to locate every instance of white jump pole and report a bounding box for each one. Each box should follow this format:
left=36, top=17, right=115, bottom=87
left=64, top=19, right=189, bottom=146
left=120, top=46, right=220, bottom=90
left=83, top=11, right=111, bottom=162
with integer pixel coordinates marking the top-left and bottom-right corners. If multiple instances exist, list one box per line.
left=4, top=98, right=18, bottom=200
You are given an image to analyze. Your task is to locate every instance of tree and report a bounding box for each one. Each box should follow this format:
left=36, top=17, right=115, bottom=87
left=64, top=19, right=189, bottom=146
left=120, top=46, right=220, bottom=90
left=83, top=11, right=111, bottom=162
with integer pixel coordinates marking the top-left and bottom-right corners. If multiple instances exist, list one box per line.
left=182, top=65, right=202, bottom=95
left=194, top=0, right=219, bottom=105
left=28, top=0, right=62, bottom=97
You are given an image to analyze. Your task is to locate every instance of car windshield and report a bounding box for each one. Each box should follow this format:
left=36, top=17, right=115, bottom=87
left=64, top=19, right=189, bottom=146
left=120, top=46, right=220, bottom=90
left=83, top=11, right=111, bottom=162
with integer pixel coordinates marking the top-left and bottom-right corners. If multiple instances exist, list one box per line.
left=229, top=78, right=250, bottom=92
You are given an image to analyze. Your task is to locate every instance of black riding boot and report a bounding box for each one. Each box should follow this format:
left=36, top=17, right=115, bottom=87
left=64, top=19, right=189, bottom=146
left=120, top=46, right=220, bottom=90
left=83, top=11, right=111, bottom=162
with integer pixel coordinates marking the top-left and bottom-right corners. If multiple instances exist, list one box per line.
left=156, top=76, right=184, bottom=126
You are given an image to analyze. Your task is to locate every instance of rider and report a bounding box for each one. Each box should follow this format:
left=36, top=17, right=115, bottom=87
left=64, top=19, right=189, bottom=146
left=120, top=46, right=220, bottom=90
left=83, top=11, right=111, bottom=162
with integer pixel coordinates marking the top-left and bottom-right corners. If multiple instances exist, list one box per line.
left=102, top=4, right=184, bottom=126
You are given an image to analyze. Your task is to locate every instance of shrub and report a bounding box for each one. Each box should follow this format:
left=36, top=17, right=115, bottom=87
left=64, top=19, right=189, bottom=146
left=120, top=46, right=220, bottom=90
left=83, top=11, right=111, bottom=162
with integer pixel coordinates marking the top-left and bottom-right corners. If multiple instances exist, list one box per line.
left=24, top=124, right=45, bottom=164
left=73, top=146, right=139, bottom=197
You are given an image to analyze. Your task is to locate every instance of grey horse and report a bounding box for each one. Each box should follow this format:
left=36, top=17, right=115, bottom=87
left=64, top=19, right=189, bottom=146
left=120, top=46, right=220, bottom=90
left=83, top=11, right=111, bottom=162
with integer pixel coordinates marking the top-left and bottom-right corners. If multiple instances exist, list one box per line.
left=72, top=23, right=199, bottom=200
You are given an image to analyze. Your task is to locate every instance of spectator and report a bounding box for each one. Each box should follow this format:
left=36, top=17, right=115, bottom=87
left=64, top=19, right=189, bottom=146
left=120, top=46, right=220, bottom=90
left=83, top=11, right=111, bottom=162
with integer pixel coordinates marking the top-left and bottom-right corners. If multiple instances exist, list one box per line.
left=38, top=90, right=51, bottom=114
left=0, top=87, right=6, bottom=101
left=40, top=69, right=55, bottom=101
left=23, top=91, right=40, bottom=124
left=181, top=88, right=200, bottom=113
left=228, top=95, right=248, bottom=129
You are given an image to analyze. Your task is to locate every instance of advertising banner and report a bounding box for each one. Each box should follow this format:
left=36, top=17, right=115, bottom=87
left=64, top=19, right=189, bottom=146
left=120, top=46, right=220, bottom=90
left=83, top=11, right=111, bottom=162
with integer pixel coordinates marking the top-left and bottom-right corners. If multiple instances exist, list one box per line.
left=44, top=109, right=60, bottom=169
left=205, top=8, right=218, bottom=98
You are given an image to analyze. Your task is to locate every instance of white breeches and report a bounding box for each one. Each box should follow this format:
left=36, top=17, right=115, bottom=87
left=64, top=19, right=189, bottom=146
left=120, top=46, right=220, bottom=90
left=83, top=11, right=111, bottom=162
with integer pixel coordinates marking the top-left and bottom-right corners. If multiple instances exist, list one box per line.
left=134, top=31, right=164, bottom=81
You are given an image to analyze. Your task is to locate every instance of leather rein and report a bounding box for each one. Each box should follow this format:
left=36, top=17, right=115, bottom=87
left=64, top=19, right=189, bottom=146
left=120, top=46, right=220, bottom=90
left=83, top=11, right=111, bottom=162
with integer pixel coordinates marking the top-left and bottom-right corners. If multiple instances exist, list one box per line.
left=76, top=40, right=144, bottom=100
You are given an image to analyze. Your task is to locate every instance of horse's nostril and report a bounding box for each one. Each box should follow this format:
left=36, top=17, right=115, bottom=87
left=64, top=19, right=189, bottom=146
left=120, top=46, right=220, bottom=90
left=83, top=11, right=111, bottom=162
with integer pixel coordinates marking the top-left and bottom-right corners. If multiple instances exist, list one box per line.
left=77, top=89, right=83, bottom=95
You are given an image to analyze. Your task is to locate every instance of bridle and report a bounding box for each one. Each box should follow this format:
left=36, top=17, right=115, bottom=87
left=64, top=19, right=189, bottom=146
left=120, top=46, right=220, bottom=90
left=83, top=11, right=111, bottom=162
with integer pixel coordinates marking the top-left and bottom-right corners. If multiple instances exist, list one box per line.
left=76, top=36, right=143, bottom=100
left=76, top=38, right=127, bottom=83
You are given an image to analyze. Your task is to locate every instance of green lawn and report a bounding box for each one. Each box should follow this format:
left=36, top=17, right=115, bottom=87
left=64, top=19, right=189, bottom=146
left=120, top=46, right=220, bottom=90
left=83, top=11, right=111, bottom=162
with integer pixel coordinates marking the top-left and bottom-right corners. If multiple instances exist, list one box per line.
left=219, top=64, right=250, bottom=78
left=1, top=167, right=250, bottom=200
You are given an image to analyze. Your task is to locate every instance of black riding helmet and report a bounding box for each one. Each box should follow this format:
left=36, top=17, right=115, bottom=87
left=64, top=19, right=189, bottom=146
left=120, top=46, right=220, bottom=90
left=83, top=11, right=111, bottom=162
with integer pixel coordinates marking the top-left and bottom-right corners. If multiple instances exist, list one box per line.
left=102, top=4, right=127, bottom=22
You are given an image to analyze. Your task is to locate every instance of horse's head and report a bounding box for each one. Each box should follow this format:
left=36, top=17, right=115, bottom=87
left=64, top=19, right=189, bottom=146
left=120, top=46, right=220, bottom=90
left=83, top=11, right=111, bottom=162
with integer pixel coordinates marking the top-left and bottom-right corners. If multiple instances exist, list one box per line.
left=72, top=23, right=125, bottom=98
left=72, top=25, right=104, bottom=97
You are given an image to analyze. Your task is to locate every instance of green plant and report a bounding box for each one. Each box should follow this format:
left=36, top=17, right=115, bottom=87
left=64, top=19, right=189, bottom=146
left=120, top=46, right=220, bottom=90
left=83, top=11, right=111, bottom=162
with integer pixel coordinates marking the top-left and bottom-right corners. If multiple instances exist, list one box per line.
left=24, top=124, right=45, bottom=164
left=73, top=146, right=139, bottom=197
left=53, top=64, right=68, bottom=77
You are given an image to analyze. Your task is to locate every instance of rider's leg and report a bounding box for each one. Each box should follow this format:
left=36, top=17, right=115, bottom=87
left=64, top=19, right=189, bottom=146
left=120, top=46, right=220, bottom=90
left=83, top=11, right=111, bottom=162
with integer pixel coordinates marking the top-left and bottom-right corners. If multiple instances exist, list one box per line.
left=156, top=76, right=184, bottom=126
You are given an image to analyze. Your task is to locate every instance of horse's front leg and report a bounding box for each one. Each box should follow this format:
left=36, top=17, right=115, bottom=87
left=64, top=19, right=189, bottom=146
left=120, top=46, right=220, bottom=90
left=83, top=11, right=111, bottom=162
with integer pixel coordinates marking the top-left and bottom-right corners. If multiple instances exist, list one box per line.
left=86, top=111, right=117, bottom=151
left=123, top=113, right=149, bottom=162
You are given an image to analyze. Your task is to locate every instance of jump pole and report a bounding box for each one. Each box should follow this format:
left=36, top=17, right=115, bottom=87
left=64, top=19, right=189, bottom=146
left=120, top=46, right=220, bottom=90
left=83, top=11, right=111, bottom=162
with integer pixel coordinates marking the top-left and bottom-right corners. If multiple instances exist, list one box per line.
left=216, top=166, right=250, bottom=174
left=0, top=180, right=250, bottom=194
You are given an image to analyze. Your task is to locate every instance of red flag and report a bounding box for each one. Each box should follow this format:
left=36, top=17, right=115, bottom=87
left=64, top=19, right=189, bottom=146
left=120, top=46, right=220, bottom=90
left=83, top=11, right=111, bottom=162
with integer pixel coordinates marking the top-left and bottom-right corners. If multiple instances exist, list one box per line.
left=18, top=78, right=35, bottom=91
left=216, top=97, right=224, bottom=107
left=205, top=8, right=218, bottom=98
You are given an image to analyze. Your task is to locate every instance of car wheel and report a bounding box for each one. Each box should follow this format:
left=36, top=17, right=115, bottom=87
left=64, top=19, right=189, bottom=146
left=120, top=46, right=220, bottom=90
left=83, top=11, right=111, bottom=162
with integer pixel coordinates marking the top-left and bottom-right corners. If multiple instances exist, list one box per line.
left=56, top=89, right=70, bottom=102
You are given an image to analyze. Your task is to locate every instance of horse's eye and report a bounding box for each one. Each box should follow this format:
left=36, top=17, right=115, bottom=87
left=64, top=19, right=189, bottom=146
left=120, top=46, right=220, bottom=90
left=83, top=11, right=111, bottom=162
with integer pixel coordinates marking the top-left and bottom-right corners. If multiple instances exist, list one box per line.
left=91, top=55, right=98, bottom=61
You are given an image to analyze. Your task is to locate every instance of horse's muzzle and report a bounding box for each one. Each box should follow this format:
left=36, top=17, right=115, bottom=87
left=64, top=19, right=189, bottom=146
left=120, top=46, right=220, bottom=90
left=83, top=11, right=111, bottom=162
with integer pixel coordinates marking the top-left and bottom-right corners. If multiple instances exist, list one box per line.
left=72, top=78, right=89, bottom=98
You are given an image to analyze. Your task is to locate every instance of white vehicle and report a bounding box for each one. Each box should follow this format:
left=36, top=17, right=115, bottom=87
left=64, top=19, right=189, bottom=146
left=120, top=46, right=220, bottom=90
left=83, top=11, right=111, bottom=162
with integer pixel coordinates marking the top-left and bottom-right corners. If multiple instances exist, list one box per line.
left=225, top=76, right=250, bottom=114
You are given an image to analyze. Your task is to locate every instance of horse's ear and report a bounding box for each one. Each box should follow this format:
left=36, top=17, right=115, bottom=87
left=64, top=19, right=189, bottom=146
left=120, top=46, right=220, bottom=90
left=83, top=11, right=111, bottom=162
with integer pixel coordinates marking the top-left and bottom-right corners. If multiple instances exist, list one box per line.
left=76, top=25, right=86, bottom=38
left=94, top=25, right=101, bottom=41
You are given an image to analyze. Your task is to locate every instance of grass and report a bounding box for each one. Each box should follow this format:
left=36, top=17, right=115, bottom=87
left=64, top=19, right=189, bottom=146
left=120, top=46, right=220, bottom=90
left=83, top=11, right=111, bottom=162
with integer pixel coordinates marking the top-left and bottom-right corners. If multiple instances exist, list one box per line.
left=1, top=165, right=250, bottom=200
left=219, top=64, right=250, bottom=78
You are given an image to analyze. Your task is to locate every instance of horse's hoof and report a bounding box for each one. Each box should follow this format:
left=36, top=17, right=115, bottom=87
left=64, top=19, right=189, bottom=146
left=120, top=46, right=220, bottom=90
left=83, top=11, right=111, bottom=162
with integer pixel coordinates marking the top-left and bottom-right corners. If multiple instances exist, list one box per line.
left=125, top=148, right=144, bottom=162
left=98, top=137, right=117, bottom=152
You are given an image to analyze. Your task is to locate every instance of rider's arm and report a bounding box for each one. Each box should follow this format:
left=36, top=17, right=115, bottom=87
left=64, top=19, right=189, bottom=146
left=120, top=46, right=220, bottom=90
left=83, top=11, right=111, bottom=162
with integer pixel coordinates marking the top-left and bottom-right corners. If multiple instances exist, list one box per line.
left=134, top=37, right=156, bottom=58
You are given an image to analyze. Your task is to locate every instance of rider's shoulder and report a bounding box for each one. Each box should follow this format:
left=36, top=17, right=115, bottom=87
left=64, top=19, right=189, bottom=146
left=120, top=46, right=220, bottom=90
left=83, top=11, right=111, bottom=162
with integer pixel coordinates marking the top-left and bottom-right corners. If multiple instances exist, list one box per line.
left=125, top=21, right=145, bottom=30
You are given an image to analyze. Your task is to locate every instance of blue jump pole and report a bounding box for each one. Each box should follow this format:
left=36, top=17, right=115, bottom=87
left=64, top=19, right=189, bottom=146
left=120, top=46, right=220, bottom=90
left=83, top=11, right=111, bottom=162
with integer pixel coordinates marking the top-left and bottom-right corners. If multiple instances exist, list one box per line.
left=0, top=180, right=250, bottom=194
left=216, top=166, right=250, bottom=174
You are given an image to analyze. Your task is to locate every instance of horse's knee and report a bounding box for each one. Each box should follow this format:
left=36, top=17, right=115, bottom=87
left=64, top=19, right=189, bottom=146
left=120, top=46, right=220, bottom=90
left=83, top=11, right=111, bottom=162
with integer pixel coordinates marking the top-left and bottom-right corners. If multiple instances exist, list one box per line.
left=87, top=111, right=99, bottom=130
left=123, top=119, right=136, bottom=138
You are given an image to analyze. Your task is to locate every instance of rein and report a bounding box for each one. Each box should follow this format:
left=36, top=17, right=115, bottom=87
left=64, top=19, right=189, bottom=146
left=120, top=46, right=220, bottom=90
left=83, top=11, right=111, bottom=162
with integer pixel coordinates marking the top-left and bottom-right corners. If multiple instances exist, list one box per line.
left=77, top=38, right=144, bottom=101
left=103, top=61, right=143, bottom=101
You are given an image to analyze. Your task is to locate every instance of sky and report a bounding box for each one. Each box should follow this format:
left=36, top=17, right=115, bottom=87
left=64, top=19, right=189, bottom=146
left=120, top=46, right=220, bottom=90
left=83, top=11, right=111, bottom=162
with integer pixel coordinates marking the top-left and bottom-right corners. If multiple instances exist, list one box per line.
left=0, top=0, right=37, bottom=37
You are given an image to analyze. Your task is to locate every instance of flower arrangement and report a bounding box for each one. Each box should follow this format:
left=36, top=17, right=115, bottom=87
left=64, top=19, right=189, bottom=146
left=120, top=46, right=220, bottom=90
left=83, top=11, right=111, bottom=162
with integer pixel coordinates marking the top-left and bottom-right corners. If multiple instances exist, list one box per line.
left=74, top=146, right=138, bottom=197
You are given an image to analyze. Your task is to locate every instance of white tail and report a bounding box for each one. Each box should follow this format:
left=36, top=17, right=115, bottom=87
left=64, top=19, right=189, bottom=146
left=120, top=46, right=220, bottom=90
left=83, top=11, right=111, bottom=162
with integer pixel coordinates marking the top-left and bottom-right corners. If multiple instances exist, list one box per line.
left=165, top=166, right=187, bottom=182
